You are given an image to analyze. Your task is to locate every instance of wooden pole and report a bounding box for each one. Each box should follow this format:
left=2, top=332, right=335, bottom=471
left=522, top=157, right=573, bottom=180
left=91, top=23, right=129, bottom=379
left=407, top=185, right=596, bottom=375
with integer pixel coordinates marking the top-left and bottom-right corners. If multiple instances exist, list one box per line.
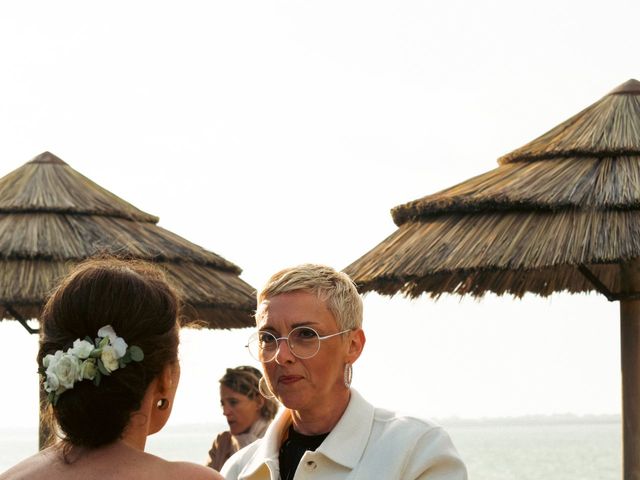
left=620, top=259, right=640, bottom=480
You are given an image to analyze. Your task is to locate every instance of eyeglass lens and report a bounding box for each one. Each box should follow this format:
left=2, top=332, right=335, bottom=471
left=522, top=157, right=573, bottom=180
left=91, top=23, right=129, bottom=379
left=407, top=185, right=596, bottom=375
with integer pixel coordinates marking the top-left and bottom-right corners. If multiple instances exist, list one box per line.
left=248, top=326, right=321, bottom=361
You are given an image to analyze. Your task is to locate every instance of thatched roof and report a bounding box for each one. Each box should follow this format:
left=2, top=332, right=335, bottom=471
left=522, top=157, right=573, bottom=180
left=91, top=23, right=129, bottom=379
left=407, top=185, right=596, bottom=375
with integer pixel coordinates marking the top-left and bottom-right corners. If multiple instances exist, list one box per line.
left=0, top=152, right=255, bottom=329
left=345, top=79, right=640, bottom=299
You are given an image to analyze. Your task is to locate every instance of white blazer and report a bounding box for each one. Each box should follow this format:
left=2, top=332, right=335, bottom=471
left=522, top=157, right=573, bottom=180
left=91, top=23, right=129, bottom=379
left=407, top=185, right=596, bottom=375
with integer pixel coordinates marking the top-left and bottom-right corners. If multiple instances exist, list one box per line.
left=221, top=389, right=467, bottom=480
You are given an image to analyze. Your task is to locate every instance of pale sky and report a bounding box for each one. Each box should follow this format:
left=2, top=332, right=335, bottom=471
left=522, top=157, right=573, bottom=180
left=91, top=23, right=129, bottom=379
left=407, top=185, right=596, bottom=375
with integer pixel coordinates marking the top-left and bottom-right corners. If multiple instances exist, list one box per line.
left=0, top=0, right=634, bottom=433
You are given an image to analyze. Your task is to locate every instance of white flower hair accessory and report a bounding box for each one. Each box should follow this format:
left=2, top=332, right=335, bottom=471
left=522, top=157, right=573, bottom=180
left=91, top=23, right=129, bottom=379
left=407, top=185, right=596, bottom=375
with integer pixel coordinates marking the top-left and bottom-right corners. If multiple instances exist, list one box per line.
left=39, top=324, right=144, bottom=405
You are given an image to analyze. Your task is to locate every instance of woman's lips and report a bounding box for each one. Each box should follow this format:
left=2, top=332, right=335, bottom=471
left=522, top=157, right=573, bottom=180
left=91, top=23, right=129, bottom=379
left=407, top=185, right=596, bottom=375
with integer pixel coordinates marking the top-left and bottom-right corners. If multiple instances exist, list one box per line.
left=278, top=375, right=303, bottom=385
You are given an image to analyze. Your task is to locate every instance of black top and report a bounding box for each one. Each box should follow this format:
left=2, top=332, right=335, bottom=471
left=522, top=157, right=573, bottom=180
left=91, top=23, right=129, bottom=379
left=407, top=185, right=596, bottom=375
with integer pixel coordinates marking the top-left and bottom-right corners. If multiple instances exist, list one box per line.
left=279, top=424, right=329, bottom=480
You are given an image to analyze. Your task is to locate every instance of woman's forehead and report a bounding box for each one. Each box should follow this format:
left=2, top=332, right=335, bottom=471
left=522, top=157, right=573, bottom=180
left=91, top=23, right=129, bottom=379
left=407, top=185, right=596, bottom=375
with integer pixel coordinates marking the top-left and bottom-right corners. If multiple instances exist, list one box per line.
left=220, top=384, right=249, bottom=398
left=256, top=292, right=336, bottom=329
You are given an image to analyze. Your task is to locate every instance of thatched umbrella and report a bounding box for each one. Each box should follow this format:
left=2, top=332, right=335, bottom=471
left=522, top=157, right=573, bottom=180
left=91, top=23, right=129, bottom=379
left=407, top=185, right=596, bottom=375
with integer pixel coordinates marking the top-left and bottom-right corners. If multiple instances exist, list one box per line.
left=0, top=151, right=255, bottom=330
left=0, top=151, right=256, bottom=446
left=345, top=79, right=640, bottom=479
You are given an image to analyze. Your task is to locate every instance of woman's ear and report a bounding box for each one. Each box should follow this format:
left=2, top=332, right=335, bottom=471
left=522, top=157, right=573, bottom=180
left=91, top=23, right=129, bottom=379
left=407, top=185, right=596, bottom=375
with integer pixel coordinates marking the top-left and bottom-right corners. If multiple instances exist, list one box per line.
left=346, top=328, right=366, bottom=364
left=148, top=362, right=180, bottom=434
left=255, top=395, right=265, bottom=411
left=158, top=361, right=179, bottom=395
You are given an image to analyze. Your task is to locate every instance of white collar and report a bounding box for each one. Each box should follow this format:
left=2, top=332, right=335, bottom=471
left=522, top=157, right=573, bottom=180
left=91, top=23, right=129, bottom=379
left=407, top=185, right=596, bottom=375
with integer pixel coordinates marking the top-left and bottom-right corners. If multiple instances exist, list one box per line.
left=239, top=389, right=375, bottom=478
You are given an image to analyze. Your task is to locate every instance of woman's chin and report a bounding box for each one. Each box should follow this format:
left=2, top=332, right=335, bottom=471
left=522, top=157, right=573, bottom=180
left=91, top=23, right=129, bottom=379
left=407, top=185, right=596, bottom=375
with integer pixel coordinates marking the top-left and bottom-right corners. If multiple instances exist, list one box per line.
left=276, top=389, right=310, bottom=411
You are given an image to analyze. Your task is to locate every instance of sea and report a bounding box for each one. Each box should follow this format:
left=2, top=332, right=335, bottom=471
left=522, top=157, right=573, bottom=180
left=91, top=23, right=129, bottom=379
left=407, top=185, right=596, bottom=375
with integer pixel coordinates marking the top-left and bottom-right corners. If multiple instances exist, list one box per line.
left=0, top=417, right=621, bottom=479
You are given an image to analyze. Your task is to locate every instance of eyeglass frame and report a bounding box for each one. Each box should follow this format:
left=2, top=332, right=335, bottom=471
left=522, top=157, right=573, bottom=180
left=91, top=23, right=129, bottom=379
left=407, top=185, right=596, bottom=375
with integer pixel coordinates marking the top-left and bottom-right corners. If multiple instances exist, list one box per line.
left=246, top=326, right=352, bottom=362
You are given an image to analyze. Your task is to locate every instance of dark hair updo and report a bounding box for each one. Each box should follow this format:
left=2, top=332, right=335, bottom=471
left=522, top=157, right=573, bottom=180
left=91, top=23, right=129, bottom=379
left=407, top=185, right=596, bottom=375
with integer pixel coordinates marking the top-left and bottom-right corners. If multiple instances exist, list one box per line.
left=219, top=366, right=278, bottom=420
left=38, top=258, right=180, bottom=448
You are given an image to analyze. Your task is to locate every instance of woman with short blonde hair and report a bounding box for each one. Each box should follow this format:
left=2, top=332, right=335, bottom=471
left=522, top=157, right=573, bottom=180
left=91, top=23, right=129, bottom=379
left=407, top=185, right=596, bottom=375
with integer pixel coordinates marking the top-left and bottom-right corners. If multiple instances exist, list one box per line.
left=223, top=263, right=466, bottom=480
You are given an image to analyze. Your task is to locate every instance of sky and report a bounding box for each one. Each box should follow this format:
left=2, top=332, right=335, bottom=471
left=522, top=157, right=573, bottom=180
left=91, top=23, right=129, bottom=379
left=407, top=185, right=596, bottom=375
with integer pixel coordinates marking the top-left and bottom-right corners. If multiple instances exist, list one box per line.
left=0, top=0, right=635, bottom=436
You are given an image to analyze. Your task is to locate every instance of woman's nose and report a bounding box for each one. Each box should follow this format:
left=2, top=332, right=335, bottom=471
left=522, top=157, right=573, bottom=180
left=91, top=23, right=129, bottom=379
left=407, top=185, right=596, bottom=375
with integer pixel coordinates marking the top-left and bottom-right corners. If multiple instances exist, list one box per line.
left=274, top=338, right=295, bottom=365
left=222, top=405, right=231, bottom=416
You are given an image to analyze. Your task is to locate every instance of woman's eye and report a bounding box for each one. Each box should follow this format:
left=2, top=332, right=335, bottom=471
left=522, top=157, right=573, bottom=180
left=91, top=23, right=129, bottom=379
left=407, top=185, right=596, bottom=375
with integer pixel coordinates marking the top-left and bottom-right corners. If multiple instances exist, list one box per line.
left=295, top=328, right=317, bottom=339
left=259, top=332, right=276, bottom=344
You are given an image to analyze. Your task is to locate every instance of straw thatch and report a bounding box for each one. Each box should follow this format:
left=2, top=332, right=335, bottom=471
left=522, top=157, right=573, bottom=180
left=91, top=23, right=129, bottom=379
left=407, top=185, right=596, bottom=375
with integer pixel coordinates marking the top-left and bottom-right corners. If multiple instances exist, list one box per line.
left=0, top=152, right=255, bottom=329
left=345, top=79, right=640, bottom=299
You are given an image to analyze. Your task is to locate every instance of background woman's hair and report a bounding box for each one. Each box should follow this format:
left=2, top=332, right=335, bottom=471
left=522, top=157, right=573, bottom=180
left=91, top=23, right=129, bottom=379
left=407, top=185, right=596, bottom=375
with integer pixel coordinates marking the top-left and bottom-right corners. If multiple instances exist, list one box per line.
left=38, top=258, right=181, bottom=449
left=219, top=366, right=278, bottom=420
left=256, top=263, right=363, bottom=330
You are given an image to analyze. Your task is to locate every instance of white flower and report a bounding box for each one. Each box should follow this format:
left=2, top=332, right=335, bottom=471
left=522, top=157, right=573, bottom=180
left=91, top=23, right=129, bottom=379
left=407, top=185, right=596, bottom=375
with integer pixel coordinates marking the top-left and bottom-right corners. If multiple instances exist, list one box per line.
left=43, top=351, right=64, bottom=393
left=97, top=325, right=117, bottom=342
left=101, top=345, right=120, bottom=373
left=69, top=339, right=94, bottom=359
left=44, top=370, right=60, bottom=393
left=111, top=336, right=128, bottom=358
left=97, top=325, right=128, bottom=358
left=43, top=350, right=62, bottom=369
left=49, top=353, right=82, bottom=390
left=40, top=325, right=142, bottom=404
left=80, top=358, right=98, bottom=380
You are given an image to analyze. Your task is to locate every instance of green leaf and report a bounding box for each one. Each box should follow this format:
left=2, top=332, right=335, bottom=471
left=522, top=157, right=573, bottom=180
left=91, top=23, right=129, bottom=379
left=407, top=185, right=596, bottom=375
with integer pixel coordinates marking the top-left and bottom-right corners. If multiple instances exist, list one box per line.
left=93, top=371, right=102, bottom=386
left=122, top=351, right=132, bottom=363
left=84, top=336, right=93, bottom=344
left=129, top=346, right=144, bottom=362
left=98, top=337, right=109, bottom=348
left=97, top=359, right=110, bottom=376
left=118, top=359, right=126, bottom=369
left=89, top=348, right=102, bottom=358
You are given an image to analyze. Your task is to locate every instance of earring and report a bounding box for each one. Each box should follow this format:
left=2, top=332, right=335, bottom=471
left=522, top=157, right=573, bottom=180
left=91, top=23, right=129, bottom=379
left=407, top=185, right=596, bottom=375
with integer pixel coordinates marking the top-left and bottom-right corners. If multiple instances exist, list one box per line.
left=156, top=398, right=169, bottom=410
left=344, top=363, right=353, bottom=388
left=258, top=376, right=277, bottom=400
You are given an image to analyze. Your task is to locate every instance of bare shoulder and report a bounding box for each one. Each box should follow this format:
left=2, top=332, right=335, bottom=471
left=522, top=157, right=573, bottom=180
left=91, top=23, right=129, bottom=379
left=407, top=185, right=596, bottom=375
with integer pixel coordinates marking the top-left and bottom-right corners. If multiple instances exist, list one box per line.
left=0, top=449, right=56, bottom=480
left=168, top=461, right=223, bottom=480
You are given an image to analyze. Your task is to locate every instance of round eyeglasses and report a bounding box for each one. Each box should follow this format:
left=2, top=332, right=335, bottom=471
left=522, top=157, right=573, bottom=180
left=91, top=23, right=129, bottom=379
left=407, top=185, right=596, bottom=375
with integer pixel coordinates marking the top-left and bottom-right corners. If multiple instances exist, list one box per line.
left=246, top=326, right=351, bottom=362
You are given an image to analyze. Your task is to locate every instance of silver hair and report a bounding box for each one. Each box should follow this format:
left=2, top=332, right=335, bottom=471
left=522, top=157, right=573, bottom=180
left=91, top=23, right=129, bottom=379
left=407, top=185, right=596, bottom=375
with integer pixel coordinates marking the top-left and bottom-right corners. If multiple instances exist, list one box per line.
left=256, top=264, right=363, bottom=330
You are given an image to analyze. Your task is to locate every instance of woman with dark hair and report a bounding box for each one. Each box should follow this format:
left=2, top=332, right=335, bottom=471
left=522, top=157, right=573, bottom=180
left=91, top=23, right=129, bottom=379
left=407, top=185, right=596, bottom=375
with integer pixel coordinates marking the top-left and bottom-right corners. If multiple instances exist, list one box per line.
left=0, top=258, right=222, bottom=480
left=207, top=365, right=278, bottom=470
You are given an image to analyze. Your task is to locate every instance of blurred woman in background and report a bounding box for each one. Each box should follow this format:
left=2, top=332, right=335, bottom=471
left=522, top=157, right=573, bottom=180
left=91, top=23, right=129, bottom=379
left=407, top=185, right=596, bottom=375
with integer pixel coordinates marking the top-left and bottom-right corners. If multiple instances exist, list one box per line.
left=207, top=366, right=278, bottom=470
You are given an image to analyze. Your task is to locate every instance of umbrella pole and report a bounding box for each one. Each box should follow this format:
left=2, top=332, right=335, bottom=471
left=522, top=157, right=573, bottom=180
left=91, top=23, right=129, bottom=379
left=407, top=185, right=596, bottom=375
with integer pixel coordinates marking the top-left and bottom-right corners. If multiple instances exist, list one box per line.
left=620, top=301, right=640, bottom=479
left=620, top=260, right=640, bottom=480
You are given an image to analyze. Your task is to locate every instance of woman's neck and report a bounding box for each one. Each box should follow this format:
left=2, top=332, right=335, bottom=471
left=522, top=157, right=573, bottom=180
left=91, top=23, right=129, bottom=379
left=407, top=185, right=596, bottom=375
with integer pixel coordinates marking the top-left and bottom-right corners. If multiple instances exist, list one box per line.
left=120, top=387, right=157, bottom=451
left=289, top=389, right=351, bottom=435
left=121, top=428, right=147, bottom=451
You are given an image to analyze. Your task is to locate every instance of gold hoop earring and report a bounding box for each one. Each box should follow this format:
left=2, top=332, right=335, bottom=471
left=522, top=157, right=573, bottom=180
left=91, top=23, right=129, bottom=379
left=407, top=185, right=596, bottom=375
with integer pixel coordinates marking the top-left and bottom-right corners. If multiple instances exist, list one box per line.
left=258, top=376, right=276, bottom=400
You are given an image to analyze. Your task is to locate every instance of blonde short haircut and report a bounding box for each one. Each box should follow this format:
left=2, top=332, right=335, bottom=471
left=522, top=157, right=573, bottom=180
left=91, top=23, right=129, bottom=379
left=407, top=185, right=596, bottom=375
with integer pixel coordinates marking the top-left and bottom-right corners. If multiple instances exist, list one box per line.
left=256, top=264, right=363, bottom=330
